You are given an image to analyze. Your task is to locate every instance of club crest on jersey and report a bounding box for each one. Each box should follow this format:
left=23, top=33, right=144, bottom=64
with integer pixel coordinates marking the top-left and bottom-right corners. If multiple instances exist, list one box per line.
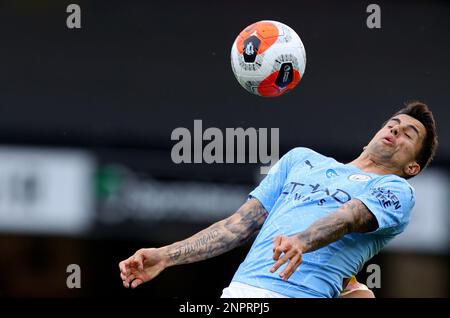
left=348, top=174, right=372, bottom=182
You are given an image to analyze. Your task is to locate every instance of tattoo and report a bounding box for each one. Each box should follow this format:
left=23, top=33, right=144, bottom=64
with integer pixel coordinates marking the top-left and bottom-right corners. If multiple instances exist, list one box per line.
left=346, top=199, right=379, bottom=233
left=169, top=229, right=220, bottom=262
left=166, top=198, right=268, bottom=266
left=168, top=249, right=181, bottom=262
left=297, top=199, right=378, bottom=253
left=224, top=199, right=268, bottom=241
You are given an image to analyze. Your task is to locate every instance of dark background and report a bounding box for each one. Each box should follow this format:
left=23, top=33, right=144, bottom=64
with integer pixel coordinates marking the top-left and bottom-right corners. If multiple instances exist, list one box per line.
left=0, top=0, right=448, bottom=298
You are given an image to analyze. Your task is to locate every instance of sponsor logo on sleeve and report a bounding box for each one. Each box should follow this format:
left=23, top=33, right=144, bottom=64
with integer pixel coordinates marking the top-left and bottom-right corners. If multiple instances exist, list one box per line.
left=371, top=187, right=402, bottom=210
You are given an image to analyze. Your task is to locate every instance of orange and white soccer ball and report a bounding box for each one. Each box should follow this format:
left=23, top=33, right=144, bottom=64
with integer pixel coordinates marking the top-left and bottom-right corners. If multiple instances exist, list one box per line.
left=230, top=20, right=306, bottom=97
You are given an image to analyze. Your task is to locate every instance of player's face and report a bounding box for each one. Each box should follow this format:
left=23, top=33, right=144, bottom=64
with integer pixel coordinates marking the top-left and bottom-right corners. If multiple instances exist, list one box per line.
left=366, top=114, right=426, bottom=176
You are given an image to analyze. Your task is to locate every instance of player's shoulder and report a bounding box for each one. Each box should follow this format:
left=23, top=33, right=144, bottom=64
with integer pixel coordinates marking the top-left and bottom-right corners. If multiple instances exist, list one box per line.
left=286, top=147, right=327, bottom=158
left=370, top=173, right=416, bottom=199
left=372, top=173, right=413, bottom=187
left=285, top=147, right=335, bottom=168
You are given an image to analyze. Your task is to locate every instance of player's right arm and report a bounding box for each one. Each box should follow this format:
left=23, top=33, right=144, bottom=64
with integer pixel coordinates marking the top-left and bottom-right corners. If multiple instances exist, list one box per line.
left=119, top=197, right=268, bottom=288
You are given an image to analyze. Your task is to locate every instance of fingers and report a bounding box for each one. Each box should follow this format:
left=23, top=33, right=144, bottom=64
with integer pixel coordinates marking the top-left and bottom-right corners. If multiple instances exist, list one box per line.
left=270, top=249, right=293, bottom=273
left=123, top=251, right=145, bottom=273
left=119, top=260, right=129, bottom=276
left=273, top=236, right=282, bottom=249
left=123, top=273, right=136, bottom=288
left=272, top=236, right=292, bottom=262
left=131, top=256, right=144, bottom=272
left=123, top=273, right=135, bottom=285
left=119, top=254, right=137, bottom=276
left=123, top=276, right=140, bottom=289
left=270, top=236, right=303, bottom=281
left=119, top=259, right=132, bottom=288
left=279, top=254, right=302, bottom=281
left=131, top=278, right=143, bottom=289
left=119, top=250, right=146, bottom=288
left=272, top=236, right=284, bottom=261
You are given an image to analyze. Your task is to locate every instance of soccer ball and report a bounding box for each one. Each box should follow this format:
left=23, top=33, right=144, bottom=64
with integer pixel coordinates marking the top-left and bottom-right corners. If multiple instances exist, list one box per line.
left=230, top=20, right=306, bottom=97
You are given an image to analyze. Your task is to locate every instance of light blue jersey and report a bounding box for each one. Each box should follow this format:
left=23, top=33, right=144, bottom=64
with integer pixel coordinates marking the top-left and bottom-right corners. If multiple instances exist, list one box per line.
left=232, top=147, right=415, bottom=298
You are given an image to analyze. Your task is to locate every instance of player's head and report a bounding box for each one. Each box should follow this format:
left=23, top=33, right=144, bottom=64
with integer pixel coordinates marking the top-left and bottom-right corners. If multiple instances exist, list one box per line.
left=365, top=101, right=438, bottom=179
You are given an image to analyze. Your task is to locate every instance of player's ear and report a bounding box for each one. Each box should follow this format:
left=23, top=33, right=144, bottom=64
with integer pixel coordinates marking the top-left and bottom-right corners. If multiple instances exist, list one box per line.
left=404, top=161, right=420, bottom=177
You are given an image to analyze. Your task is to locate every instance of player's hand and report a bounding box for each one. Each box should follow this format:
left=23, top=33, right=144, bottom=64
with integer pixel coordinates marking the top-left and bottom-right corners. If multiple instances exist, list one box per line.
left=270, top=235, right=305, bottom=281
left=119, top=248, right=168, bottom=289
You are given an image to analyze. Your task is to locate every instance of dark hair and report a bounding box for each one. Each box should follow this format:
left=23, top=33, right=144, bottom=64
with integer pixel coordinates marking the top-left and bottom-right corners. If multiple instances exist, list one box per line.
left=393, top=101, right=438, bottom=173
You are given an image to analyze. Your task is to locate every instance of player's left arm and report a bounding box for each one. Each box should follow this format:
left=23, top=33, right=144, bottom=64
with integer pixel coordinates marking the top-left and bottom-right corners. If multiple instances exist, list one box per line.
left=270, top=199, right=378, bottom=281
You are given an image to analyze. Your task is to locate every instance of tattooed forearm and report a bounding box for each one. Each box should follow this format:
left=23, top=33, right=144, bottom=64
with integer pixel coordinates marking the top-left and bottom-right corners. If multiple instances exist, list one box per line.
left=296, top=199, right=378, bottom=254
left=165, top=198, right=268, bottom=266
left=224, top=198, right=268, bottom=241
left=168, top=229, right=220, bottom=262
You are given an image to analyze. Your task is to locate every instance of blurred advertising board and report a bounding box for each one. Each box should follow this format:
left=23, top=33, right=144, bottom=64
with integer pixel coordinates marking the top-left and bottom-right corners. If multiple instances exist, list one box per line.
left=0, top=146, right=95, bottom=235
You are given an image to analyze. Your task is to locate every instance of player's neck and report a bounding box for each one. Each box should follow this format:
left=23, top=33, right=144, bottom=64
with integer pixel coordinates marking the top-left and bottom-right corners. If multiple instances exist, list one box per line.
left=349, top=152, right=401, bottom=176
